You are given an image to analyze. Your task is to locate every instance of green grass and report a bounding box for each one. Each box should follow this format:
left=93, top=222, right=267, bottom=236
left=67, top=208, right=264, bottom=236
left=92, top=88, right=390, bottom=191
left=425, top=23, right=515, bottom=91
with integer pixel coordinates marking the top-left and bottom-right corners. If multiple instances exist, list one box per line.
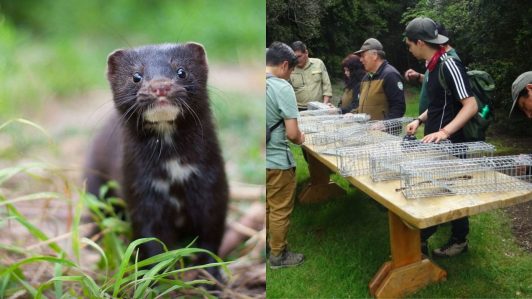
left=266, top=91, right=532, bottom=298
left=0, top=128, right=228, bottom=297
left=0, top=0, right=265, bottom=119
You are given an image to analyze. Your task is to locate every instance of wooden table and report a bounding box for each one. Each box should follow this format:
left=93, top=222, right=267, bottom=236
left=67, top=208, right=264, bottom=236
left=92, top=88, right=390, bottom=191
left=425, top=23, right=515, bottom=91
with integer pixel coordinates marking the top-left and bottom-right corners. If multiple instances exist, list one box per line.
left=300, top=144, right=532, bottom=298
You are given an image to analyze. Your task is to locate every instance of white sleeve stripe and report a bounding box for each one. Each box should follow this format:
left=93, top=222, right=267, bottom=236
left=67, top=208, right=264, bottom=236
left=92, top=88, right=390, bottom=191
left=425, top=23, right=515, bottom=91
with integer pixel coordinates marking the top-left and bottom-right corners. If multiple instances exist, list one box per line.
left=443, top=56, right=468, bottom=99
left=447, top=58, right=468, bottom=99
left=441, top=54, right=468, bottom=99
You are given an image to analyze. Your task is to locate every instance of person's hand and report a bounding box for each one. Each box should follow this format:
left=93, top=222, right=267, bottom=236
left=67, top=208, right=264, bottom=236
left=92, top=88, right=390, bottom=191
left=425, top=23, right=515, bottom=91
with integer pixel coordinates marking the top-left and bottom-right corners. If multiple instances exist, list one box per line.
left=404, top=69, right=420, bottom=82
left=370, top=121, right=386, bottom=131
left=323, top=96, right=331, bottom=104
left=326, top=103, right=335, bottom=108
left=299, top=132, right=305, bottom=145
left=422, top=131, right=448, bottom=143
left=406, top=120, right=419, bottom=135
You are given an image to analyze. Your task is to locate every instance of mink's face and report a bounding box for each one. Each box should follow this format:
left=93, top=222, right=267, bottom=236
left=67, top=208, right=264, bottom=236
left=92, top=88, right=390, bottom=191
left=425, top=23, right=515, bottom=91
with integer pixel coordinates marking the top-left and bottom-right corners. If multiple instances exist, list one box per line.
left=107, top=43, right=209, bottom=132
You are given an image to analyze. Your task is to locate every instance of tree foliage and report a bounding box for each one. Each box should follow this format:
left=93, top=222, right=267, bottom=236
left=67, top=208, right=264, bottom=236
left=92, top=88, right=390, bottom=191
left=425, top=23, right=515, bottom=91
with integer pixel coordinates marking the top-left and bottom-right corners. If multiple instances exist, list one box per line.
left=267, top=0, right=415, bottom=78
left=403, top=0, right=532, bottom=134
left=267, top=0, right=531, bottom=135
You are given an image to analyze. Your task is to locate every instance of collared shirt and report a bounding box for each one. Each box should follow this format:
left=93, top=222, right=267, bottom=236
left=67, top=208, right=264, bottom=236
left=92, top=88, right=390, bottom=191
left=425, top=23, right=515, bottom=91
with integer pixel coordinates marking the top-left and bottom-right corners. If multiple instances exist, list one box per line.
left=356, top=60, right=405, bottom=120
left=425, top=53, right=474, bottom=142
left=289, top=58, right=333, bottom=109
left=266, top=75, right=299, bottom=169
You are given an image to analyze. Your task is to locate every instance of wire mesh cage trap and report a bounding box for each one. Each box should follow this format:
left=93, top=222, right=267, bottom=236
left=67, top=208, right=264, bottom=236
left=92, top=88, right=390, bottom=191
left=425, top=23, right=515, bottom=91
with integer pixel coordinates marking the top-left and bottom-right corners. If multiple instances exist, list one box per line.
left=305, top=117, right=413, bottom=153
left=366, top=117, right=414, bottom=137
left=336, top=140, right=403, bottom=176
left=298, top=114, right=370, bottom=134
left=299, top=107, right=341, bottom=117
left=370, top=141, right=496, bottom=182
left=398, top=155, right=532, bottom=199
left=307, top=101, right=333, bottom=110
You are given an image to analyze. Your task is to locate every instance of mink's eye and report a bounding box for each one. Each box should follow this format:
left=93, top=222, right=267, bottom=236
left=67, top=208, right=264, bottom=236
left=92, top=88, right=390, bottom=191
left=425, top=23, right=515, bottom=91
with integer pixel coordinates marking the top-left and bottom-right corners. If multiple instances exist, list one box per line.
left=132, top=72, right=143, bottom=83
left=176, top=68, right=187, bottom=79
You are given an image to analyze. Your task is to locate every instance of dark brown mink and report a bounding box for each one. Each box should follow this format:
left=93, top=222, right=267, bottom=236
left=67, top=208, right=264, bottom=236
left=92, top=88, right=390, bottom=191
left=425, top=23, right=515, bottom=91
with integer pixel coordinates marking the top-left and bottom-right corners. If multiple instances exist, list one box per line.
left=84, top=43, right=228, bottom=278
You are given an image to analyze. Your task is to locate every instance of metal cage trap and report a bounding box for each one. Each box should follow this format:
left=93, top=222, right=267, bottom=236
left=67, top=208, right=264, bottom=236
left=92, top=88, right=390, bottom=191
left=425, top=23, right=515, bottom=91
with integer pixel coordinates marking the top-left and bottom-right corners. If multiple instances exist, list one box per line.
left=369, top=141, right=496, bottom=182
left=299, top=107, right=341, bottom=117
left=306, top=117, right=413, bottom=158
left=298, top=114, right=370, bottom=134
left=398, top=155, right=532, bottom=199
left=336, top=140, right=404, bottom=177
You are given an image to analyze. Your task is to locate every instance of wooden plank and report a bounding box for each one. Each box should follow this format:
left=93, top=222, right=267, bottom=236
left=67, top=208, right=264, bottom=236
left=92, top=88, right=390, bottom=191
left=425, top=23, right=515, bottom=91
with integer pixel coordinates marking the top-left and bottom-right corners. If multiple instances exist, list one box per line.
left=298, top=147, right=345, bottom=203
left=374, top=259, right=447, bottom=298
left=388, top=212, right=421, bottom=268
left=369, top=261, right=392, bottom=296
left=303, top=144, right=532, bottom=228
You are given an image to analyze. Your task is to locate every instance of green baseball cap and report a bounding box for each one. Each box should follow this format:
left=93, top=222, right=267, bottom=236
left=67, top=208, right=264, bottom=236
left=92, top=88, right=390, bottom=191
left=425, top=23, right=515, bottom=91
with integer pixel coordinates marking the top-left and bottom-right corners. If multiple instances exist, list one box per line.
left=354, top=38, right=383, bottom=55
left=509, top=71, right=532, bottom=116
left=404, top=17, right=449, bottom=44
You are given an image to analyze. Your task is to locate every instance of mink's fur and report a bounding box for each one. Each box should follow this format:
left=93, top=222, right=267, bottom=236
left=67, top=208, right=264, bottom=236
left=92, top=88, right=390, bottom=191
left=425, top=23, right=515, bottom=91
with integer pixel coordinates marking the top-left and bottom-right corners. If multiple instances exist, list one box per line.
left=84, top=43, right=228, bottom=277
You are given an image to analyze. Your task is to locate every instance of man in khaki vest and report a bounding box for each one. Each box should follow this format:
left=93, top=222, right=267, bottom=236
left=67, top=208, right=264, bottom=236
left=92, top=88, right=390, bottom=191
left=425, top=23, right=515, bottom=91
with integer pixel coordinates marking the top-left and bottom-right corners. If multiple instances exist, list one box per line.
left=353, top=38, right=405, bottom=120
left=289, top=41, right=333, bottom=110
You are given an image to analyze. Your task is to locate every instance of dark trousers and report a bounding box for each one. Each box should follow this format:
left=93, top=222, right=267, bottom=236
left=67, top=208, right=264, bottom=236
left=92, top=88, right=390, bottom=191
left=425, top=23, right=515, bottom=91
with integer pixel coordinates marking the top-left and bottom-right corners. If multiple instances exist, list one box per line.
left=421, top=216, right=469, bottom=243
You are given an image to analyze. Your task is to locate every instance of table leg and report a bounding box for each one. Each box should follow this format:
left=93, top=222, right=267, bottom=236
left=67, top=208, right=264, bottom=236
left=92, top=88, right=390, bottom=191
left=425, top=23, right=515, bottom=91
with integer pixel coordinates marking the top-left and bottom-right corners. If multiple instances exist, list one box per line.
left=369, top=211, right=447, bottom=298
left=298, top=148, right=345, bottom=204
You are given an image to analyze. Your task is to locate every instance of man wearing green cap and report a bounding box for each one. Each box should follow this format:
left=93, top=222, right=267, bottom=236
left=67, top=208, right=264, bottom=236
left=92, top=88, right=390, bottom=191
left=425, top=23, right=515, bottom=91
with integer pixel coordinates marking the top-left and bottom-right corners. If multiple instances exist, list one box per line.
left=352, top=38, right=405, bottom=120
left=404, top=16, right=478, bottom=258
left=509, top=71, right=532, bottom=118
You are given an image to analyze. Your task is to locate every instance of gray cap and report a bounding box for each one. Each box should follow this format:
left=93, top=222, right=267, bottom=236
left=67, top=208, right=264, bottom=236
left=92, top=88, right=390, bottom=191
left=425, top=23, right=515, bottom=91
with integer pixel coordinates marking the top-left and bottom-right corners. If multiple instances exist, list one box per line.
left=404, top=17, right=449, bottom=44
left=509, top=71, right=532, bottom=116
left=354, top=38, right=383, bottom=54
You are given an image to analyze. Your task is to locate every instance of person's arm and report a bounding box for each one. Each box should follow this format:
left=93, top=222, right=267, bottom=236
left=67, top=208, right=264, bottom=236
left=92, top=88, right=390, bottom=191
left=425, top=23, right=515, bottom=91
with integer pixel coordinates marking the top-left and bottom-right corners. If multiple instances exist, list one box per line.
left=422, top=97, right=477, bottom=143
left=383, top=72, right=406, bottom=119
left=404, top=69, right=424, bottom=83
left=320, top=61, right=333, bottom=103
left=284, top=118, right=305, bottom=145
left=406, top=109, right=428, bottom=135
left=422, top=58, right=477, bottom=143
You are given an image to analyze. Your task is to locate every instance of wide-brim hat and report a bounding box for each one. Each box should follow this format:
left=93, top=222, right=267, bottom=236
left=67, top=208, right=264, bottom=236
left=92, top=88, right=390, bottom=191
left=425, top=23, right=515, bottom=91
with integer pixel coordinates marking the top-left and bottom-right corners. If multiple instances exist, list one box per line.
left=509, top=71, right=532, bottom=116
left=404, top=17, right=449, bottom=44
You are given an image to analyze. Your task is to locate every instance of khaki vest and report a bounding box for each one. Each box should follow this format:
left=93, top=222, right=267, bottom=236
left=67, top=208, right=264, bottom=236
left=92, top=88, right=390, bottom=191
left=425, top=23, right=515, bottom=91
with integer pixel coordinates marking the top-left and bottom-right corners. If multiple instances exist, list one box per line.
left=357, top=78, right=388, bottom=120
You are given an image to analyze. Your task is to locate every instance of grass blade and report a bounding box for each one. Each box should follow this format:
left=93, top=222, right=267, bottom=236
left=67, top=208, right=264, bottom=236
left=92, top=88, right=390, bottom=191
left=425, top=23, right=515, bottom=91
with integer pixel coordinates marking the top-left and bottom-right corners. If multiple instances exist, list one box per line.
left=0, top=192, right=61, bottom=207
left=111, top=237, right=166, bottom=297
left=0, top=256, right=77, bottom=277
left=4, top=204, right=62, bottom=254
left=72, top=191, right=84, bottom=263
left=53, top=254, right=64, bottom=299
left=81, top=237, right=109, bottom=281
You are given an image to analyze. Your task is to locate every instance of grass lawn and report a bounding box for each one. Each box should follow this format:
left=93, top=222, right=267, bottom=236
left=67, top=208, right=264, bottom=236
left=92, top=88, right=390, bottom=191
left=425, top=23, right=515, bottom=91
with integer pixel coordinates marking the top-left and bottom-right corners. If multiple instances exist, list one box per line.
left=266, top=85, right=532, bottom=298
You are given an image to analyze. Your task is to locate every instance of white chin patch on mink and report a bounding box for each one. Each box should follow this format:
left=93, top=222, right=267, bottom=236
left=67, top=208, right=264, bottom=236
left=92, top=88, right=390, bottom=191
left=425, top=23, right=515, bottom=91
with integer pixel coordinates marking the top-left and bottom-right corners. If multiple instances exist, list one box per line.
left=143, top=105, right=180, bottom=132
left=143, top=105, right=180, bottom=123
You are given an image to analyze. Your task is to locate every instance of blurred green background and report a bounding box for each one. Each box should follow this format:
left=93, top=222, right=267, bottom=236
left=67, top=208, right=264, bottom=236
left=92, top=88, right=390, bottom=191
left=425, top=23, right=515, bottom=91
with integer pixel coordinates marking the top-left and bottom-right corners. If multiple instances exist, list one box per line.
left=0, top=0, right=265, bottom=184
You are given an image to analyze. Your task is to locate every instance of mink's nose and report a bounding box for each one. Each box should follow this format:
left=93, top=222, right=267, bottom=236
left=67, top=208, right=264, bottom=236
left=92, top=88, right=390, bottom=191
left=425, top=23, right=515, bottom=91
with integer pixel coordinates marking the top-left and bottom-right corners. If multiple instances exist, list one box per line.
left=149, top=81, right=172, bottom=97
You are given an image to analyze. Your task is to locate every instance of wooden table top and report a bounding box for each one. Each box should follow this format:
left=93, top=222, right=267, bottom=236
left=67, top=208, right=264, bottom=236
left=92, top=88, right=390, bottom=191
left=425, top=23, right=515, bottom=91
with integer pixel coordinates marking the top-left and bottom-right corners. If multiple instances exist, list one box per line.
left=303, top=144, right=532, bottom=229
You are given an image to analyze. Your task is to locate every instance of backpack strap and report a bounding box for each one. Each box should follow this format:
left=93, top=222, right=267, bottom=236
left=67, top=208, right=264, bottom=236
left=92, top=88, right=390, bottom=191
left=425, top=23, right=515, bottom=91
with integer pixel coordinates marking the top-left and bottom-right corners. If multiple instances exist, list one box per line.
left=266, top=73, right=285, bottom=135
left=269, top=119, right=284, bottom=132
left=438, top=56, right=455, bottom=93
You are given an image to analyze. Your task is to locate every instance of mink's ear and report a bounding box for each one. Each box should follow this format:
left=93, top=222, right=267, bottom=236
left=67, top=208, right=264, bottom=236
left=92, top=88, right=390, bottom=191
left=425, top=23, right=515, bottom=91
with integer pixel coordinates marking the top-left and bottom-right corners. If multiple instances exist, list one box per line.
left=107, top=49, right=126, bottom=80
left=184, top=42, right=207, bottom=65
